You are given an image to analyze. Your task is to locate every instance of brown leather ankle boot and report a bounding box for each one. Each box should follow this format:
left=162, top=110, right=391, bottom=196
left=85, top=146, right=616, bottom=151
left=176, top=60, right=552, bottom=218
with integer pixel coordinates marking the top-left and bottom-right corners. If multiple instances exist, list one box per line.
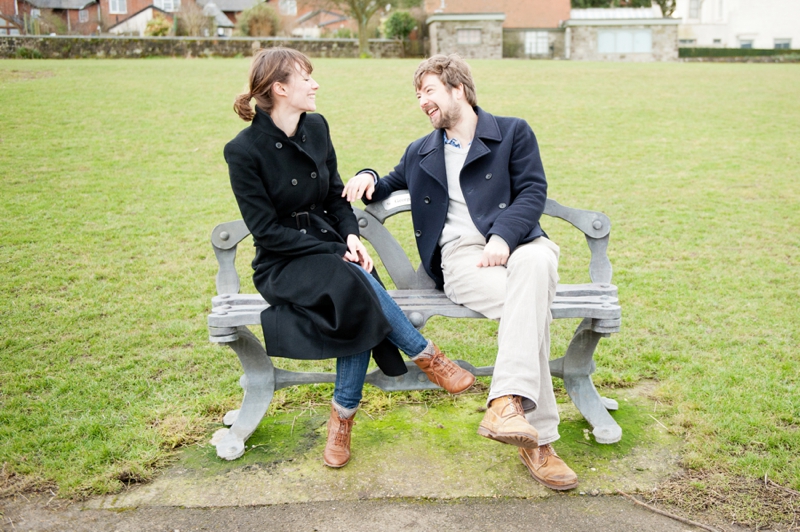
left=323, top=404, right=356, bottom=468
left=519, top=444, right=578, bottom=490
left=477, top=395, right=539, bottom=448
left=413, top=344, right=475, bottom=394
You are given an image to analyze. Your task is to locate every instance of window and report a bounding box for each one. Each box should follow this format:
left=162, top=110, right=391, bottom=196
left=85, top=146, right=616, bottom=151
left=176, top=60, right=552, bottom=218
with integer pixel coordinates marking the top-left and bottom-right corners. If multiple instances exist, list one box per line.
left=30, top=8, right=41, bottom=18
left=689, top=0, right=700, bottom=19
left=154, top=0, right=179, bottom=11
left=713, top=38, right=721, bottom=45
left=739, top=39, right=753, bottom=49
left=457, top=28, right=481, bottom=45
left=774, top=38, right=791, bottom=49
left=279, top=0, right=296, bottom=16
left=678, top=38, right=696, bottom=46
left=78, top=8, right=88, bottom=22
left=109, top=0, right=126, bottom=14
left=525, top=31, right=549, bottom=55
left=597, top=29, right=652, bottom=54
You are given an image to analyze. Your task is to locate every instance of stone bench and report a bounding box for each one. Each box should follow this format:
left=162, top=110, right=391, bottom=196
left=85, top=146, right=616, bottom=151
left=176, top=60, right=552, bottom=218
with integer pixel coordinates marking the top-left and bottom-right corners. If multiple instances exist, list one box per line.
left=208, top=191, right=622, bottom=460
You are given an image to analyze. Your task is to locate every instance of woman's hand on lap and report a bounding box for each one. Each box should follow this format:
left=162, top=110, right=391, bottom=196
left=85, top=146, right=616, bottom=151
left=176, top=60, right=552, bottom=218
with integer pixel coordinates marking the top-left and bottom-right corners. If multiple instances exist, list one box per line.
left=344, top=234, right=374, bottom=272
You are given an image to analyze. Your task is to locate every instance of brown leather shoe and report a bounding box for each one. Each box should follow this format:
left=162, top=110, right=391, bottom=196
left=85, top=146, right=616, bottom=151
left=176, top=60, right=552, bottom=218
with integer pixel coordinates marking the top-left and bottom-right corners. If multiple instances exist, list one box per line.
left=323, top=405, right=355, bottom=468
left=413, top=344, right=475, bottom=394
left=519, top=444, right=578, bottom=490
left=477, top=395, right=539, bottom=448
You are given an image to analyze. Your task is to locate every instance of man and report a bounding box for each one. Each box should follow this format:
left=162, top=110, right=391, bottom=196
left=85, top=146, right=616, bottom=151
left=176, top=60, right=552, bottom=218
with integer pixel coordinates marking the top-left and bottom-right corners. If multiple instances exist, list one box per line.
left=342, top=54, right=577, bottom=490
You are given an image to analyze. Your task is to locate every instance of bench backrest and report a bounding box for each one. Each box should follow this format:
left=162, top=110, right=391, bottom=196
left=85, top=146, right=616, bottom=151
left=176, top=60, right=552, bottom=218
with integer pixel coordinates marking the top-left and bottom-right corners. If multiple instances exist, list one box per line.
left=211, top=191, right=612, bottom=295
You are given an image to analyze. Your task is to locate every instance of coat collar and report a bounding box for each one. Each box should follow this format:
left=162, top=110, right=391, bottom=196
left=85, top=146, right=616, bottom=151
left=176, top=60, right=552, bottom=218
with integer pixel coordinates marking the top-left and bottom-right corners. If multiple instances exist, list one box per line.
left=252, top=105, right=308, bottom=140
left=417, top=106, right=502, bottom=156
left=417, top=107, right=501, bottom=190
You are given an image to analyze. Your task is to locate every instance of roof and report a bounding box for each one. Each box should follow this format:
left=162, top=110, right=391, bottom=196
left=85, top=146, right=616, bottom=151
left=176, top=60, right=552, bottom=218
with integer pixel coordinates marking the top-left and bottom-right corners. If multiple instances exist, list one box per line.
left=24, top=0, right=95, bottom=9
left=426, top=12, right=506, bottom=24
left=569, top=7, right=664, bottom=20
left=201, top=1, right=234, bottom=28
left=106, top=5, right=171, bottom=31
left=195, top=0, right=258, bottom=13
left=294, top=9, right=347, bottom=27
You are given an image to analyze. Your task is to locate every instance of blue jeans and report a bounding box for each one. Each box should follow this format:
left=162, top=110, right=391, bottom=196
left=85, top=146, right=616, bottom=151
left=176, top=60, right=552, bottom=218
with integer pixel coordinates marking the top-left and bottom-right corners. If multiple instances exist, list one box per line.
left=333, top=264, right=429, bottom=409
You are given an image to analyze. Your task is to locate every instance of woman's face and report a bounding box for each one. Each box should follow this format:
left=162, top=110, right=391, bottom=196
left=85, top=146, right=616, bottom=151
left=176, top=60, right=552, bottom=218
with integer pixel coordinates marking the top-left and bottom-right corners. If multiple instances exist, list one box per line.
left=283, top=63, right=319, bottom=113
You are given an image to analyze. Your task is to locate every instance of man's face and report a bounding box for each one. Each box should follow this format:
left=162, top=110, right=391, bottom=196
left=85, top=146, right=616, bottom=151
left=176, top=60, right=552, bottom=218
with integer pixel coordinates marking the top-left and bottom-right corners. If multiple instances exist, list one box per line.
left=416, top=73, right=461, bottom=130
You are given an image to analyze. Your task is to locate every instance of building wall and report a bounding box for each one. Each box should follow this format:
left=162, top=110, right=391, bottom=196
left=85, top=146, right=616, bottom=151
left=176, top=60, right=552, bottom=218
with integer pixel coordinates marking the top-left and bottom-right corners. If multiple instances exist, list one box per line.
left=424, top=0, right=569, bottom=30
left=66, top=4, right=100, bottom=34
left=429, top=18, right=502, bottom=59
left=675, top=0, right=800, bottom=48
left=99, top=0, right=154, bottom=31
left=569, top=23, right=678, bottom=61
left=503, top=28, right=565, bottom=59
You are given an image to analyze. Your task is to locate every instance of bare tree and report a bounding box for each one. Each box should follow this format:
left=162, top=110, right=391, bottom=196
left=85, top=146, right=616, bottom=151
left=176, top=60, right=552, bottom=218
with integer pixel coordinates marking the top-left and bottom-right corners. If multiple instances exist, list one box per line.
left=178, top=1, right=213, bottom=37
left=313, top=0, right=420, bottom=57
left=652, top=0, right=677, bottom=17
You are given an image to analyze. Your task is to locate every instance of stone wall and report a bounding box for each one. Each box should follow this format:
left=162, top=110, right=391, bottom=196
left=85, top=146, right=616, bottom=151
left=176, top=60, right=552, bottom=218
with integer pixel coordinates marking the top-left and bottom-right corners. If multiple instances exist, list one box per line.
left=569, top=24, right=678, bottom=62
left=429, top=19, right=503, bottom=59
left=0, top=35, right=404, bottom=59
left=503, top=29, right=566, bottom=59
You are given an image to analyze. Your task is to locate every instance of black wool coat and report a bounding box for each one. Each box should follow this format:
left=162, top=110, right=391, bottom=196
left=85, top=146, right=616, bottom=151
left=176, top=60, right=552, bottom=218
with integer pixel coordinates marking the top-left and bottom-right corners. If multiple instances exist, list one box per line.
left=364, top=107, right=548, bottom=290
left=224, top=107, right=406, bottom=376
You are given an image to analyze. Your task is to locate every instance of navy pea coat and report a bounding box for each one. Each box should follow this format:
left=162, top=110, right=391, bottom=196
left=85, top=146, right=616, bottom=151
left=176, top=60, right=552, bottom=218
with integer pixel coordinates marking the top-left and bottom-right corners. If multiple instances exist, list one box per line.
left=224, top=107, right=406, bottom=376
left=364, top=107, right=548, bottom=289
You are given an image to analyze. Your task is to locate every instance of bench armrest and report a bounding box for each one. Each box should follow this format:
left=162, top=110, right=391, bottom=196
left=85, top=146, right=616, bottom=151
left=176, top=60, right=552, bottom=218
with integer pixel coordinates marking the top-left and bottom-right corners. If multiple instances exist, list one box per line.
left=211, top=220, right=250, bottom=296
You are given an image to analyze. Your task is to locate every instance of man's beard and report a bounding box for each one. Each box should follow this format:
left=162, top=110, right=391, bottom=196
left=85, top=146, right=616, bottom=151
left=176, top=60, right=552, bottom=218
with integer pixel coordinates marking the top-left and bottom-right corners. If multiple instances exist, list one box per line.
left=432, top=98, right=461, bottom=130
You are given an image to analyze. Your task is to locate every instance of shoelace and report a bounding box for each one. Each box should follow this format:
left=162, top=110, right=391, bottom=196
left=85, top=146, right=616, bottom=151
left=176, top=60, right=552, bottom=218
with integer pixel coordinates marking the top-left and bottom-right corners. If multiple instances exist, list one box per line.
left=430, top=353, right=458, bottom=376
left=504, top=396, right=524, bottom=416
left=538, top=443, right=555, bottom=464
left=332, top=418, right=353, bottom=446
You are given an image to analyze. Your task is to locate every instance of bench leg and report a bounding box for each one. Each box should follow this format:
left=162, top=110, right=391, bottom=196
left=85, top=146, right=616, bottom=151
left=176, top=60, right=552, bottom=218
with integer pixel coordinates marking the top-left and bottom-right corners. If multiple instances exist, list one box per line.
left=549, top=318, right=622, bottom=444
left=215, top=326, right=276, bottom=461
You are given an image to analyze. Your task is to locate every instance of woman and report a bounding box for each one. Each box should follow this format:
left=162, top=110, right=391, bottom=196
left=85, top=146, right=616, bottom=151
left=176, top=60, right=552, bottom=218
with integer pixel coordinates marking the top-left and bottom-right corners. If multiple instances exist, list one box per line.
left=224, top=48, right=475, bottom=468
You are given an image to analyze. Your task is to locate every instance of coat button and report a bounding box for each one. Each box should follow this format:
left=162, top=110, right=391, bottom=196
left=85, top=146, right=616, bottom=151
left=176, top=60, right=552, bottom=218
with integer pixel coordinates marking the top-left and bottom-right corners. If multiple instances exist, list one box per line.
left=424, top=196, right=430, bottom=204
left=301, top=135, right=307, bottom=142
left=300, top=228, right=307, bottom=234
left=499, top=203, right=507, bottom=209
left=276, top=142, right=282, bottom=149
left=485, top=173, right=492, bottom=179
left=291, top=179, right=298, bottom=186
left=320, top=228, right=328, bottom=233
left=311, top=172, right=317, bottom=179
left=415, top=230, right=421, bottom=237
left=310, top=204, right=316, bottom=210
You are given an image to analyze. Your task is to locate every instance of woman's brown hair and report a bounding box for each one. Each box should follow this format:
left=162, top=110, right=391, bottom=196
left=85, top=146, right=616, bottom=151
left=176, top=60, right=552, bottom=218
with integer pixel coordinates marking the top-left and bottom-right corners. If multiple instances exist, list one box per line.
left=233, top=47, right=314, bottom=121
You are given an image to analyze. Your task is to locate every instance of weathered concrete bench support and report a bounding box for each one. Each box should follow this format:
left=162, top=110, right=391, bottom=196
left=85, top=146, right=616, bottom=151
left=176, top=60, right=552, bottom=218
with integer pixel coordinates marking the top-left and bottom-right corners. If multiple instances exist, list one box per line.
left=208, top=191, right=622, bottom=460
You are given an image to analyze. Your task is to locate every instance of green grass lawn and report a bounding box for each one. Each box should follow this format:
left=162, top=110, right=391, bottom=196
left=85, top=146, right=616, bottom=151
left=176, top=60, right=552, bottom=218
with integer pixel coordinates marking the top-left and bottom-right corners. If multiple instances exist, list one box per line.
left=1, top=58, right=798, bottom=501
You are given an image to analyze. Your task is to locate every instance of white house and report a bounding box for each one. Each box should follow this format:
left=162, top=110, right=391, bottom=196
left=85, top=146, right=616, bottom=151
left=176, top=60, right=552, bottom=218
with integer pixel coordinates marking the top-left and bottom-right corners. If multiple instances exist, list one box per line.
left=675, top=0, right=800, bottom=49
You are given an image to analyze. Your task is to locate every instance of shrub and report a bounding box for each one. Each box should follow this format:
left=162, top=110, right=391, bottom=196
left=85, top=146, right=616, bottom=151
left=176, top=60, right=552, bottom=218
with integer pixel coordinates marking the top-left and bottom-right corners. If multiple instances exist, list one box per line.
left=679, top=47, right=800, bottom=58
left=145, top=14, right=172, bottom=36
left=235, top=2, right=280, bottom=37
left=384, top=11, right=416, bottom=40
left=15, top=46, right=43, bottom=59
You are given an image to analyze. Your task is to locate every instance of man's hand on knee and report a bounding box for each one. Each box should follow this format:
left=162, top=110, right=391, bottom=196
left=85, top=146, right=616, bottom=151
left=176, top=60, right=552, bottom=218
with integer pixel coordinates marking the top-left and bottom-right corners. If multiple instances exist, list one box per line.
left=478, top=235, right=510, bottom=267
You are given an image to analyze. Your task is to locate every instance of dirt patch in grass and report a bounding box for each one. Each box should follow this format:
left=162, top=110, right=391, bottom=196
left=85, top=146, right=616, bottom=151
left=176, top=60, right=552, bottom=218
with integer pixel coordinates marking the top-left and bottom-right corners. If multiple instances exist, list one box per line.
left=0, top=464, right=55, bottom=499
left=645, top=469, right=800, bottom=531
left=0, top=69, right=54, bottom=83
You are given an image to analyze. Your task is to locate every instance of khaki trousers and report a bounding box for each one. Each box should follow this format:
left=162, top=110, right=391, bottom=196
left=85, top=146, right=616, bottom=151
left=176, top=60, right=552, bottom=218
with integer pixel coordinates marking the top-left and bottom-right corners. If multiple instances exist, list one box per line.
left=440, top=235, right=561, bottom=444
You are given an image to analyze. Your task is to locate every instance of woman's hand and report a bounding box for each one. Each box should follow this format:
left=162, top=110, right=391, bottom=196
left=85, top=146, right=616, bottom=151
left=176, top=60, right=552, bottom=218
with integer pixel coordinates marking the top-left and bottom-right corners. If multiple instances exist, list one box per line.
left=344, top=234, right=374, bottom=272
